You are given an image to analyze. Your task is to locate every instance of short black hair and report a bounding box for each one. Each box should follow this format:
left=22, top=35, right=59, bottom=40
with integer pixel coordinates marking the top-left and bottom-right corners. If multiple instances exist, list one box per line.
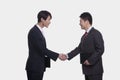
left=80, top=12, right=92, bottom=25
left=37, top=10, right=52, bottom=22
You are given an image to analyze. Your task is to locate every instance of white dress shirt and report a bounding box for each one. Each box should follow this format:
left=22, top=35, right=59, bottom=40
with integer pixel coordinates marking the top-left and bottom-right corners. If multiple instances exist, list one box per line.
left=86, top=26, right=93, bottom=33
left=36, top=24, right=45, bottom=37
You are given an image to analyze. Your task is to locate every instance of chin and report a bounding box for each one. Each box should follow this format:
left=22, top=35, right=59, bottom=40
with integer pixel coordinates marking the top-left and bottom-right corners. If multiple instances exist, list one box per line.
left=45, top=26, right=49, bottom=28
left=81, top=27, right=84, bottom=29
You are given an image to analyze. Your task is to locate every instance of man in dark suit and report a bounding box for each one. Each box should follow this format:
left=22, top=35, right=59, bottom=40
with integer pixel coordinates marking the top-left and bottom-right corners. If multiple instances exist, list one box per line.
left=25, top=10, right=65, bottom=80
left=66, top=12, right=104, bottom=80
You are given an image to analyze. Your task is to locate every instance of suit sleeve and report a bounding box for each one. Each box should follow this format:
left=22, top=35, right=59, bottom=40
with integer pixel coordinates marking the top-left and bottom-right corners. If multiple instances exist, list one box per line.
left=67, top=43, right=81, bottom=60
left=29, top=31, right=59, bottom=61
left=88, top=31, right=104, bottom=65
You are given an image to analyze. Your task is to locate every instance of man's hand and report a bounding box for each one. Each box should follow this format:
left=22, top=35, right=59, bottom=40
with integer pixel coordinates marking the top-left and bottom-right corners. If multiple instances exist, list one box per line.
left=59, top=54, right=67, bottom=61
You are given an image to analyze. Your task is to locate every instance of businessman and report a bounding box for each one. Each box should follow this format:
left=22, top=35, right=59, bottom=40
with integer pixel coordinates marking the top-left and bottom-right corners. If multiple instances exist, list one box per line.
left=64, top=12, right=104, bottom=80
left=25, top=10, right=65, bottom=80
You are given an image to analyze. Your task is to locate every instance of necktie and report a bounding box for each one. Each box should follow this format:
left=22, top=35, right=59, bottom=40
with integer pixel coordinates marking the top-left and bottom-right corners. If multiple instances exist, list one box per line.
left=81, top=32, right=88, bottom=48
left=82, top=32, right=88, bottom=42
left=83, top=32, right=88, bottom=37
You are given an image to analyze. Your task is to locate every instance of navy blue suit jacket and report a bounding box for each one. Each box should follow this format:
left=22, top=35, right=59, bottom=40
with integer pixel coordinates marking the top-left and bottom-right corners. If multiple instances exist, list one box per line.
left=68, top=27, right=104, bottom=75
left=26, top=25, right=59, bottom=72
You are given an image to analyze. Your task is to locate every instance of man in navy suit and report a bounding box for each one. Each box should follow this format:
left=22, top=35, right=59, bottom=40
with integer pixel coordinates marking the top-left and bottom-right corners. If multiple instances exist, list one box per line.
left=25, top=10, right=66, bottom=80
left=64, top=12, right=104, bottom=80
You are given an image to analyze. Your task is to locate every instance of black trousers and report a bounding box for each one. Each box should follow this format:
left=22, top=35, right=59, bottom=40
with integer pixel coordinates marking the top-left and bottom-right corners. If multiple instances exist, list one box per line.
left=26, top=71, right=44, bottom=80
left=85, top=74, right=103, bottom=80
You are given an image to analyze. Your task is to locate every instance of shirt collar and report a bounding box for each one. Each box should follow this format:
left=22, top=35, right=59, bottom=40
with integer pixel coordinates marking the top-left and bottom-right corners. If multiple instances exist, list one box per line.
left=36, top=24, right=45, bottom=37
left=86, top=26, right=92, bottom=33
left=36, top=24, right=43, bottom=32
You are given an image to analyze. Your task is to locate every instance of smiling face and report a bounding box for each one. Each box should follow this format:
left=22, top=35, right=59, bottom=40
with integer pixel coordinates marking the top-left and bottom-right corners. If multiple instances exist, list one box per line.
left=79, top=12, right=93, bottom=30
left=79, top=18, right=88, bottom=30
left=41, top=16, right=51, bottom=28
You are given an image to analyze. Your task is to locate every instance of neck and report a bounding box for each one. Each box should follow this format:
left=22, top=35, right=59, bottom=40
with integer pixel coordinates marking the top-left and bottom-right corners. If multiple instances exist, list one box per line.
left=85, top=24, right=91, bottom=31
left=37, top=22, right=44, bottom=28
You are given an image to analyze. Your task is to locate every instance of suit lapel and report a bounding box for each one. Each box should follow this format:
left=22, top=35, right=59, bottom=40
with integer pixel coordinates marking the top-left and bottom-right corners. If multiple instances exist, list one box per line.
left=34, top=25, right=46, bottom=43
left=81, top=27, right=94, bottom=44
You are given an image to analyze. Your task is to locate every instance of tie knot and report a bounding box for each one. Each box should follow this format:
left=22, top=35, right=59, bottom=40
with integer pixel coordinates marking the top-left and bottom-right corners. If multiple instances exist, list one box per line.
left=85, top=32, right=87, bottom=34
left=83, top=32, right=88, bottom=37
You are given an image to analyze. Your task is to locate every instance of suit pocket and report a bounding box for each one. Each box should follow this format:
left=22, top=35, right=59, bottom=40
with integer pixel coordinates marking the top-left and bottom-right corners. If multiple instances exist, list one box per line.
left=45, top=57, right=50, bottom=68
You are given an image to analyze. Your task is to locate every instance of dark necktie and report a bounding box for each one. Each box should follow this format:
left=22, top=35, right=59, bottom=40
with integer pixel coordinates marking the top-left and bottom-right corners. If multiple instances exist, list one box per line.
left=81, top=32, right=88, bottom=48
left=83, top=32, right=88, bottom=38
left=82, top=32, right=88, bottom=42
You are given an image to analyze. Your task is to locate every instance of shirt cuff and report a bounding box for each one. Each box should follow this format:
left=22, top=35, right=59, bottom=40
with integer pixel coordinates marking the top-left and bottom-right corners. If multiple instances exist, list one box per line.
left=66, top=54, right=69, bottom=59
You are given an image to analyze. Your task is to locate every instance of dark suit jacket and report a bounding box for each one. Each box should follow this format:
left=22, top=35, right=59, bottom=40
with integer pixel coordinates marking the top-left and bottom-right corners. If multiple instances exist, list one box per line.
left=68, top=27, right=104, bottom=75
left=26, top=25, right=59, bottom=72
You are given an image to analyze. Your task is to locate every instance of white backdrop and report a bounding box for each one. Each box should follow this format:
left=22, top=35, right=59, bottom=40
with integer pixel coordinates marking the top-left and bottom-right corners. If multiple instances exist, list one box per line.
left=0, top=0, right=120, bottom=80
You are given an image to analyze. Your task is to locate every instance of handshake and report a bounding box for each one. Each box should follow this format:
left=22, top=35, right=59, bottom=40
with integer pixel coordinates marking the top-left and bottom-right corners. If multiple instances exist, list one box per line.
left=58, top=54, right=68, bottom=61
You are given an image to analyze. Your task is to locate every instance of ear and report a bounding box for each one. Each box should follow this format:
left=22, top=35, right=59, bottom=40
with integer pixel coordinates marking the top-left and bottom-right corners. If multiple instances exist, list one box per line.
left=41, top=18, right=45, bottom=22
left=86, top=20, right=89, bottom=24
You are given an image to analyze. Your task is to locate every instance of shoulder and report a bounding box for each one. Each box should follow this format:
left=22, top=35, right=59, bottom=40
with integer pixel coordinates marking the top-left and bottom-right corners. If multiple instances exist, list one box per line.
left=29, top=25, right=38, bottom=32
left=92, top=27, right=102, bottom=35
left=91, top=28, right=103, bottom=40
left=28, top=25, right=39, bottom=37
left=29, top=25, right=40, bottom=34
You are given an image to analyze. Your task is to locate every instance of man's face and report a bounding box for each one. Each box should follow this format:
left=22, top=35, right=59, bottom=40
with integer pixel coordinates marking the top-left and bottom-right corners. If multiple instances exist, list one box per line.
left=42, top=16, right=51, bottom=28
left=79, top=18, right=87, bottom=30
